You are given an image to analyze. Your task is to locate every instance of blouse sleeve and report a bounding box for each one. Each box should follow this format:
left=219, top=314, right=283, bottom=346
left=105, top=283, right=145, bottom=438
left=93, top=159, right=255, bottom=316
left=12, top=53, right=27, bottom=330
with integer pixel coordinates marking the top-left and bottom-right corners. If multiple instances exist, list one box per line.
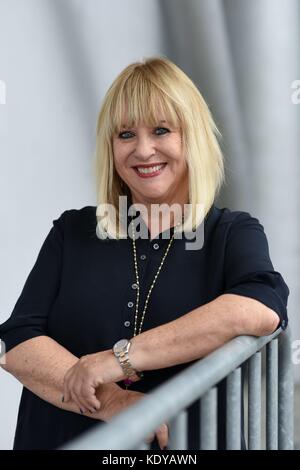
left=0, top=210, right=67, bottom=353
left=223, top=212, right=289, bottom=330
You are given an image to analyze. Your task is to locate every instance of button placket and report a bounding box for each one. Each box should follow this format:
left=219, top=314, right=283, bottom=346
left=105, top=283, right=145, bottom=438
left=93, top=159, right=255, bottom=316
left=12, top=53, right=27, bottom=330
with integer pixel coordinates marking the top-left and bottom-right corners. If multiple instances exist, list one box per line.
left=119, top=239, right=152, bottom=336
left=133, top=239, right=150, bottom=280
left=120, top=238, right=153, bottom=335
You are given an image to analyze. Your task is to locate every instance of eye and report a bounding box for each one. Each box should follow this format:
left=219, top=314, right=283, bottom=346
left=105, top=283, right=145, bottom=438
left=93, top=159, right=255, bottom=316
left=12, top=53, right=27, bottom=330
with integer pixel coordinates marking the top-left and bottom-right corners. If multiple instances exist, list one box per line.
left=154, top=127, right=170, bottom=135
left=118, top=131, right=134, bottom=139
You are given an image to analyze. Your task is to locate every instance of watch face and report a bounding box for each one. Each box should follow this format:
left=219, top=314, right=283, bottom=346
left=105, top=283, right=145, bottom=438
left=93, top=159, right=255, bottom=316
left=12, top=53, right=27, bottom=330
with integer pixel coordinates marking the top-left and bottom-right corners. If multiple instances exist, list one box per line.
left=113, top=339, right=129, bottom=354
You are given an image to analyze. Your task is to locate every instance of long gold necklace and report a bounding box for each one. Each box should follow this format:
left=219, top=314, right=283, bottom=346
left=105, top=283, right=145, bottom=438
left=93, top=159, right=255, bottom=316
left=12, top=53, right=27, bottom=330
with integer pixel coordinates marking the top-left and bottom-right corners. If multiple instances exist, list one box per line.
left=130, top=220, right=176, bottom=337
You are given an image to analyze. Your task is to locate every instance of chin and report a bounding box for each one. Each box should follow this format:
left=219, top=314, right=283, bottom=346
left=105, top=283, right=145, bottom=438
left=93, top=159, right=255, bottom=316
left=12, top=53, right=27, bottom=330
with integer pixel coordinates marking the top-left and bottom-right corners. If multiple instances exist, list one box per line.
left=141, top=191, right=168, bottom=202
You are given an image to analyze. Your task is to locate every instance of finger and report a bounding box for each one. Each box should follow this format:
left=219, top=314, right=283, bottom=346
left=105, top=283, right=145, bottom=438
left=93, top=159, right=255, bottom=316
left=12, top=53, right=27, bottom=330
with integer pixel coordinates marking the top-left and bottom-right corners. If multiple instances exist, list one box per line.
left=69, top=388, right=89, bottom=414
left=63, top=387, right=71, bottom=404
left=80, top=399, right=98, bottom=414
left=72, top=383, right=93, bottom=414
left=155, top=423, right=169, bottom=450
left=63, top=370, right=73, bottom=403
left=63, top=372, right=77, bottom=405
left=80, top=385, right=101, bottom=412
left=74, top=383, right=99, bottom=414
left=62, top=380, right=69, bottom=403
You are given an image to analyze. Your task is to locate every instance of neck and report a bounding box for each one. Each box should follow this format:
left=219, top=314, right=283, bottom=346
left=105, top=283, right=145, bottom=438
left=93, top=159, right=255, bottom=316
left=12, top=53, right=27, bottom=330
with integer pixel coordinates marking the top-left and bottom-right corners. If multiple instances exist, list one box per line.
left=130, top=190, right=189, bottom=240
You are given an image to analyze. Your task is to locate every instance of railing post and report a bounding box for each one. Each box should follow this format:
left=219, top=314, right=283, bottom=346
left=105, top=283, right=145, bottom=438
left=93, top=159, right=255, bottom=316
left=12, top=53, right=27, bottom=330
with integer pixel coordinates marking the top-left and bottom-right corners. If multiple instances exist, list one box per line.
left=248, top=352, right=262, bottom=449
left=266, top=339, right=278, bottom=449
left=168, top=410, right=188, bottom=450
left=226, top=368, right=241, bottom=449
left=278, top=328, right=294, bottom=449
left=200, top=387, right=218, bottom=449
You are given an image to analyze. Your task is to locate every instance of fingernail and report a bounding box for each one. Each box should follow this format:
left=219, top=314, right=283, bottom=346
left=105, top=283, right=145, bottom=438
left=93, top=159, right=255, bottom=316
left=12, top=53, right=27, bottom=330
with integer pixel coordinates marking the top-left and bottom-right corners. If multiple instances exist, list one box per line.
left=61, top=395, right=64, bottom=403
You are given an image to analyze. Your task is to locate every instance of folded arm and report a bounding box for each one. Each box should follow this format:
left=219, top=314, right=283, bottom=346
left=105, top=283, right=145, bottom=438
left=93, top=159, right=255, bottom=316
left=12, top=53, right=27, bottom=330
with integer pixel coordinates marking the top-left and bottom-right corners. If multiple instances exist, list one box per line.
left=1, top=335, right=123, bottom=416
left=62, top=293, right=280, bottom=411
left=129, top=293, right=280, bottom=372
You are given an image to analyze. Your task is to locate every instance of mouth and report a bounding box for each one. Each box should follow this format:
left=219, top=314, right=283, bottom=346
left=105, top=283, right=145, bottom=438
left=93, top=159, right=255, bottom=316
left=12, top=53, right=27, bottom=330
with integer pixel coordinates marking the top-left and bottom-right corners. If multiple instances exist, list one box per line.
left=133, top=163, right=167, bottom=178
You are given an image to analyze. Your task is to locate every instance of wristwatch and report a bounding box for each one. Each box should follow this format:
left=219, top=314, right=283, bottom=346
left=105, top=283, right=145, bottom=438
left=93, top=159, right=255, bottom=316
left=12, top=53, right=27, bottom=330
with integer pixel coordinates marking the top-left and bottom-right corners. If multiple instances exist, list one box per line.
left=113, top=339, right=143, bottom=384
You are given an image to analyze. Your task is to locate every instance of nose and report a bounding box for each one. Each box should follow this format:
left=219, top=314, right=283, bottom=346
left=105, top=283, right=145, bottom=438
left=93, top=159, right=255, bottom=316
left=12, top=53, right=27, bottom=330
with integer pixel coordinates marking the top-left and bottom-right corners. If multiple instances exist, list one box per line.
left=134, top=133, right=156, bottom=160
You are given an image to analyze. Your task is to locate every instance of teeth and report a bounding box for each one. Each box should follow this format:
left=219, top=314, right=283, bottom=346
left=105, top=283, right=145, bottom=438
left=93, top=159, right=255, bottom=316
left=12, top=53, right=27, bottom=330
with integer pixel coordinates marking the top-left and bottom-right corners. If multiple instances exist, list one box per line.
left=136, top=164, right=165, bottom=174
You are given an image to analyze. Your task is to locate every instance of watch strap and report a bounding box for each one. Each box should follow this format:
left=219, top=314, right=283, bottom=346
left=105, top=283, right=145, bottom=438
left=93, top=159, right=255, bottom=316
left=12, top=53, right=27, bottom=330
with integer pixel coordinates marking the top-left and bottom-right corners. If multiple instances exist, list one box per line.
left=113, top=340, right=143, bottom=383
left=118, top=351, right=143, bottom=381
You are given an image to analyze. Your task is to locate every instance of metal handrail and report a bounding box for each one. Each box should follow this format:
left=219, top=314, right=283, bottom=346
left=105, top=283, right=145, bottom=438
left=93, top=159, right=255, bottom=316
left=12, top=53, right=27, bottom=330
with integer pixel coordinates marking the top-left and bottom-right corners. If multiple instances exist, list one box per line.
left=61, top=327, right=293, bottom=450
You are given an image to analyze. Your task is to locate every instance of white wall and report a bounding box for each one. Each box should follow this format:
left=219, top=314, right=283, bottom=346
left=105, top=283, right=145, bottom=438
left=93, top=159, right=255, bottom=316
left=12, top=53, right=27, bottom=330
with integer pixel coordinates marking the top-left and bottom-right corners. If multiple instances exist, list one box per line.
left=0, top=0, right=164, bottom=450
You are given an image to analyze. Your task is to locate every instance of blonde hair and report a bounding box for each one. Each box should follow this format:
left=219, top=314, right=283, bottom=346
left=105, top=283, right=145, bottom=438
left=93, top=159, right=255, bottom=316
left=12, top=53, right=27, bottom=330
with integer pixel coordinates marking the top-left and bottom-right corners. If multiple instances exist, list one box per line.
left=93, top=56, right=225, bottom=239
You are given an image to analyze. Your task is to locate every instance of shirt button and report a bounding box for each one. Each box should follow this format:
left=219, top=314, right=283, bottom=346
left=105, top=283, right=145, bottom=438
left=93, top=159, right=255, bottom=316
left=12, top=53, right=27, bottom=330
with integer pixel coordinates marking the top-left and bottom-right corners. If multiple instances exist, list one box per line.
left=153, top=243, right=160, bottom=250
left=131, top=283, right=138, bottom=289
left=124, top=321, right=131, bottom=327
left=140, top=254, right=147, bottom=260
left=127, top=301, right=134, bottom=308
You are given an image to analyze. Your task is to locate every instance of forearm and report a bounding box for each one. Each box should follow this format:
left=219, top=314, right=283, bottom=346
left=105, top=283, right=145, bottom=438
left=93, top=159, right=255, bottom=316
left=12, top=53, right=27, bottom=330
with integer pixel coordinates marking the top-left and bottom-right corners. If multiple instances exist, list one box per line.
left=1, top=335, right=116, bottom=419
left=130, top=294, right=280, bottom=372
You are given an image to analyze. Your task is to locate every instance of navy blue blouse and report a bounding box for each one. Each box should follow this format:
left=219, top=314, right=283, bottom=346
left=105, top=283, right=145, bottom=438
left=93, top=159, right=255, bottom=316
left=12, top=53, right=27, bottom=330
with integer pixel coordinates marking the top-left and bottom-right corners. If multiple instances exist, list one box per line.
left=0, top=204, right=289, bottom=449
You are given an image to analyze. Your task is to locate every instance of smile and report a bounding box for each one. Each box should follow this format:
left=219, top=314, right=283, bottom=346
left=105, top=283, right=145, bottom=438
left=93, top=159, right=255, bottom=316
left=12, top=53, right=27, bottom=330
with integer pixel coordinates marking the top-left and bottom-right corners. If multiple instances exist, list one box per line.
left=134, top=163, right=167, bottom=178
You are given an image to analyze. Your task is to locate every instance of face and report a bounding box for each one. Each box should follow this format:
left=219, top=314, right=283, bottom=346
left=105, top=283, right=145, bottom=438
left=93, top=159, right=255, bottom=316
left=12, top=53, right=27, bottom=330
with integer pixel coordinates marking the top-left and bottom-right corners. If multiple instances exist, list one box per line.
left=112, top=120, right=189, bottom=208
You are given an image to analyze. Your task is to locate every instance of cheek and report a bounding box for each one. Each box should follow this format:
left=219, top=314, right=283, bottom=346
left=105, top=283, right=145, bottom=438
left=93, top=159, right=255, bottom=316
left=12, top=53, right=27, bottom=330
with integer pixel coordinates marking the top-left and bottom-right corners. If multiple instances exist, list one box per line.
left=167, top=152, right=186, bottom=170
left=113, top=155, right=131, bottom=182
left=113, top=144, right=129, bottom=164
left=112, top=147, right=124, bottom=169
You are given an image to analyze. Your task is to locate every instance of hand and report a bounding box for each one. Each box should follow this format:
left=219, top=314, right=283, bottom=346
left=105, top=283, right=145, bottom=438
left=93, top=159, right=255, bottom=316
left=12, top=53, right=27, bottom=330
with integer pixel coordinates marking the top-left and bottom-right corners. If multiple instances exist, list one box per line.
left=62, top=350, right=125, bottom=413
left=94, top=383, right=169, bottom=450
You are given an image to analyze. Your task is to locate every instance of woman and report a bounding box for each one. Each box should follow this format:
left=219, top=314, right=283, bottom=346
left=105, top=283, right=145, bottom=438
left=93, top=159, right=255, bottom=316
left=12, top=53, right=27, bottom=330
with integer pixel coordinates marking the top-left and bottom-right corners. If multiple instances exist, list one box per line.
left=0, top=57, right=289, bottom=450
